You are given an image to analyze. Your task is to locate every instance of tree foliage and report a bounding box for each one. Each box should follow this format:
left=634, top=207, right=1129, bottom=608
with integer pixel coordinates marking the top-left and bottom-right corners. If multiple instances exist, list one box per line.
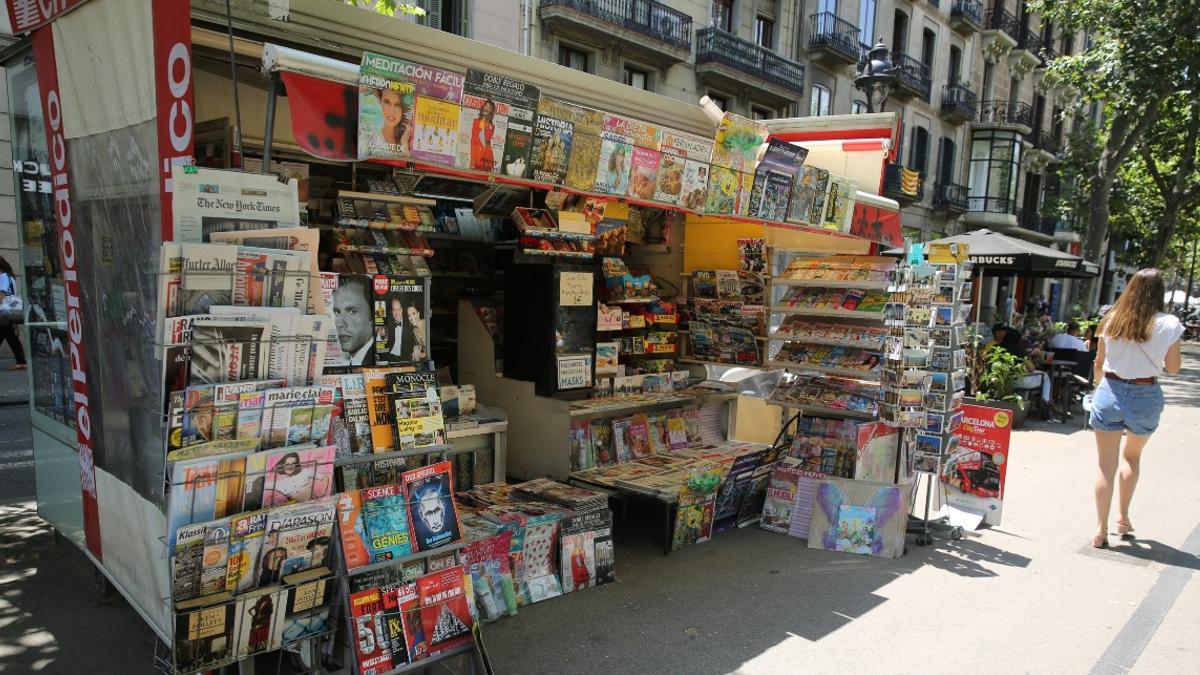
left=1030, top=0, right=1200, bottom=305
left=341, top=0, right=426, bottom=18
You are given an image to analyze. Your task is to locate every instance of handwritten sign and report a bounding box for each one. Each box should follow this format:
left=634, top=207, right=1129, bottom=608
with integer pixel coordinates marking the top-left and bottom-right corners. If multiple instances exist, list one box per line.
left=556, top=354, right=593, bottom=390
left=559, top=271, right=593, bottom=307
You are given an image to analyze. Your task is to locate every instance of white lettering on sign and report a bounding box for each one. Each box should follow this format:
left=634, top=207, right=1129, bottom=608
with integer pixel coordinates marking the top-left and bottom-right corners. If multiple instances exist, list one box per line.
left=557, top=355, right=593, bottom=390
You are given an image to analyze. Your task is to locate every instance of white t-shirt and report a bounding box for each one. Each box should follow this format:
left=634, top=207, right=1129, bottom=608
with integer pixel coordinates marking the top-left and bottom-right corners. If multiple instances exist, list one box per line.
left=1102, top=313, right=1184, bottom=379
left=1049, top=333, right=1088, bottom=352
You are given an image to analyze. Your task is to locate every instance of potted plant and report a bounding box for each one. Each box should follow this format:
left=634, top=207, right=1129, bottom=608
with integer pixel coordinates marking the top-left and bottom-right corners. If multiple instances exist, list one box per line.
left=966, top=344, right=1029, bottom=427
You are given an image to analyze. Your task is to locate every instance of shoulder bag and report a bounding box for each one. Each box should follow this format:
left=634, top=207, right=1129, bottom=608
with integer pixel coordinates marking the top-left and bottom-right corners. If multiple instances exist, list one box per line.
left=0, top=275, right=24, bottom=325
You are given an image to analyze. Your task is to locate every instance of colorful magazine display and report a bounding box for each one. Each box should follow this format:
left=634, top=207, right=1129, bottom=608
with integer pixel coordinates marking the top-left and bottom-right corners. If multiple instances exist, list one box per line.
left=402, top=461, right=462, bottom=551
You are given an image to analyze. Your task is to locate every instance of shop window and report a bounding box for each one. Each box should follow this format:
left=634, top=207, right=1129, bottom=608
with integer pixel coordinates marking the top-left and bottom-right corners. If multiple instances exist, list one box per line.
left=755, top=16, right=775, bottom=49
left=713, top=0, right=734, bottom=32
left=751, top=106, right=774, bottom=120
left=810, top=84, right=831, bottom=117
left=852, top=100, right=867, bottom=115
left=558, top=45, right=591, bottom=72
left=623, top=66, right=652, bottom=91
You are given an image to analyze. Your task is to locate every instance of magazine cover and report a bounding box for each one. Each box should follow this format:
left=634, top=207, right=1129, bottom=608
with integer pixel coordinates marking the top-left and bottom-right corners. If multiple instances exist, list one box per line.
left=350, top=587, right=394, bottom=674
left=594, top=136, right=633, bottom=195
left=760, top=463, right=805, bottom=534
left=568, top=420, right=594, bottom=471
left=590, top=419, right=615, bottom=465
left=172, top=522, right=208, bottom=602
left=529, top=109, right=574, bottom=184
left=653, top=152, right=685, bottom=205
left=392, top=581, right=426, bottom=662
left=189, top=319, right=270, bottom=385
left=460, top=531, right=518, bottom=621
left=363, top=484, right=413, bottom=562
left=644, top=414, right=669, bottom=455
left=456, top=69, right=539, bottom=174
left=175, top=602, right=237, bottom=673
left=788, top=165, right=831, bottom=226
left=234, top=587, right=285, bottom=658
left=667, top=415, right=689, bottom=451
left=167, top=453, right=250, bottom=548
left=411, top=97, right=462, bottom=165
left=680, top=160, right=710, bottom=211
left=358, top=51, right=465, bottom=161
left=226, top=510, right=269, bottom=594
left=822, top=175, right=859, bottom=232
left=180, top=243, right=236, bottom=314
left=258, top=386, right=338, bottom=449
left=377, top=582, right=415, bottom=665
left=712, top=449, right=764, bottom=533
left=661, top=127, right=715, bottom=162
left=209, top=227, right=324, bottom=315
left=746, top=139, right=807, bottom=220
left=559, top=509, right=614, bottom=591
left=710, top=111, right=768, bottom=172
left=262, top=445, right=335, bottom=507
left=705, top=165, right=740, bottom=214
left=386, top=371, right=446, bottom=451
left=403, top=461, right=463, bottom=551
left=611, top=417, right=634, bottom=463
left=627, top=147, right=662, bottom=201
left=275, top=577, right=334, bottom=645
left=363, top=366, right=418, bottom=452
left=261, top=499, right=336, bottom=585
left=374, top=276, right=430, bottom=366
left=336, top=490, right=372, bottom=571
left=417, top=566, right=474, bottom=655
left=199, top=520, right=230, bottom=597
left=595, top=342, right=619, bottom=375
left=517, top=514, right=563, bottom=604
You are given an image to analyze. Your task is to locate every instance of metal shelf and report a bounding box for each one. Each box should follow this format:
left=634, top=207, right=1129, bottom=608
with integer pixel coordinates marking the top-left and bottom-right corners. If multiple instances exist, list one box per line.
left=765, top=360, right=882, bottom=380
left=770, top=401, right=877, bottom=420
left=767, top=335, right=886, bottom=349
left=768, top=306, right=886, bottom=320
left=338, top=189, right=437, bottom=206
left=771, top=277, right=890, bottom=290
left=345, top=540, right=469, bottom=578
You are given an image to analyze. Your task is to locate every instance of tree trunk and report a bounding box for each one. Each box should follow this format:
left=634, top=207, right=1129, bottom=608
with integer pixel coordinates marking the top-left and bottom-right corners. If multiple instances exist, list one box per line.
left=1149, top=208, right=1180, bottom=269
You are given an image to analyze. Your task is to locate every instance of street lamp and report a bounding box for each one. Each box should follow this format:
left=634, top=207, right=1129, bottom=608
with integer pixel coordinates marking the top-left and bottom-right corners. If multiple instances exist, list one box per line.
left=855, top=38, right=898, bottom=113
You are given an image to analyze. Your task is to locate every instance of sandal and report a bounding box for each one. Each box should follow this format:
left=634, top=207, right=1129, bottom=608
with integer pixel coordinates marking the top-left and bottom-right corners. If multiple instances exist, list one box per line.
left=1116, top=519, right=1134, bottom=536
left=8, top=364, right=26, bottom=370
left=1091, top=533, right=1109, bottom=549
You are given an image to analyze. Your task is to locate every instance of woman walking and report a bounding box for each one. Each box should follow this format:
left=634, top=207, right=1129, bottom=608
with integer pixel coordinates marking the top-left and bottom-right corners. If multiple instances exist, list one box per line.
left=1089, top=269, right=1183, bottom=548
left=0, top=257, right=25, bottom=370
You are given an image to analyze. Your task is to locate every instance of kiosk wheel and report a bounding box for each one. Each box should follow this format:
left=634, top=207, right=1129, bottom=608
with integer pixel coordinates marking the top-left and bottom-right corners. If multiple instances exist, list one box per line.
left=950, top=527, right=964, bottom=541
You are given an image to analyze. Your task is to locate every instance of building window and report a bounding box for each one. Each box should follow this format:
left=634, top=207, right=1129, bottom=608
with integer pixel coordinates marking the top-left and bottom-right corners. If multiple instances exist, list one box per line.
left=713, top=0, right=734, bottom=32
left=751, top=106, right=774, bottom=120
left=938, top=137, right=957, bottom=186
left=810, top=84, right=832, bottom=117
left=967, top=129, right=1023, bottom=214
left=892, top=10, right=908, bottom=53
left=858, top=0, right=876, bottom=41
left=852, top=100, right=867, bottom=115
left=707, top=92, right=730, bottom=111
left=982, top=62, right=995, bottom=100
left=921, top=28, right=936, bottom=69
left=558, top=45, right=590, bottom=72
left=623, top=66, right=651, bottom=91
left=909, top=127, right=930, bottom=173
left=948, top=45, right=962, bottom=85
left=1008, top=77, right=1020, bottom=105
left=755, top=16, right=774, bottom=48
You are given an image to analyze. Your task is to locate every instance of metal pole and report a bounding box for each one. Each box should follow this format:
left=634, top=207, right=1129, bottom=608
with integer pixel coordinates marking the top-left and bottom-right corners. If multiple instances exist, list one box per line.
left=261, top=75, right=278, bottom=172
left=226, top=0, right=243, bottom=167
left=1186, top=238, right=1198, bottom=313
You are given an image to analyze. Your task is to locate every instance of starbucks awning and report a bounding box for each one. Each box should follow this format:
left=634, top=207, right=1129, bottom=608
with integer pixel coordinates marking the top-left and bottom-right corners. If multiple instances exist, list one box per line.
left=887, top=229, right=1098, bottom=278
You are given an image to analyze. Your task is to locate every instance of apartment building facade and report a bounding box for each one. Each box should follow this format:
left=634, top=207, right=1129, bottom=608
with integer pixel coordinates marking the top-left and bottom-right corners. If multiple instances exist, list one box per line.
left=411, top=0, right=1091, bottom=318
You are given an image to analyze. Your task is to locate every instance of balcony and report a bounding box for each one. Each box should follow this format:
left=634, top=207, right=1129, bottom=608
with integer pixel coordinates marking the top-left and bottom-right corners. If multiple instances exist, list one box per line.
left=950, top=0, right=983, bottom=34
left=806, top=12, right=862, bottom=67
left=964, top=196, right=1019, bottom=229
left=1018, top=210, right=1057, bottom=239
left=881, top=163, right=925, bottom=206
left=933, top=182, right=969, bottom=213
left=696, top=28, right=806, bottom=105
left=1028, top=129, right=1062, bottom=161
left=539, top=0, right=693, bottom=66
left=975, top=100, right=1034, bottom=134
left=890, top=51, right=932, bottom=101
left=1009, top=27, right=1043, bottom=75
left=981, top=8, right=1019, bottom=61
left=940, top=83, right=978, bottom=125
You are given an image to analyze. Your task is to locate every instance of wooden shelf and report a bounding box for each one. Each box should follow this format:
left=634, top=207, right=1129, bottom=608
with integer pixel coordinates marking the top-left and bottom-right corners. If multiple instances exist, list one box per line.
left=769, top=401, right=877, bottom=420
left=767, top=335, right=885, bottom=349
left=339, top=189, right=437, bottom=206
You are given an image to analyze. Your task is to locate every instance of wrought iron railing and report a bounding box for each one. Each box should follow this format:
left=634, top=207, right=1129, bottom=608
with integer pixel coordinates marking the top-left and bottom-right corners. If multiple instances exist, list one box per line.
left=891, top=51, right=932, bottom=100
left=978, top=100, right=1034, bottom=128
left=951, top=0, right=983, bottom=27
left=1031, top=129, right=1060, bottom=155
left=882, top=163, right=925, bottom=201
left=807, top=12, right=862, bottom=62
left=983, top=8, right=1020, bottom=39
left=967, top=196, right=1018, bottom=215
left=933, top=182, right=969, bottom=210
left=941, top=83, right=978, bottom=119
left=540, top=0, right=693, bottom=50
left=1015, top=26, right=1043, bottom=56
left=696, top=28, right=806, bottom=94
left=1018, top=210, right=1057, bottom=236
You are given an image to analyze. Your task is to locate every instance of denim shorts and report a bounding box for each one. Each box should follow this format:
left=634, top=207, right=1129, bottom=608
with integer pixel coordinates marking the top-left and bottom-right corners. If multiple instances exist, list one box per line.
left=1089, top=378, right=1165, bottom=435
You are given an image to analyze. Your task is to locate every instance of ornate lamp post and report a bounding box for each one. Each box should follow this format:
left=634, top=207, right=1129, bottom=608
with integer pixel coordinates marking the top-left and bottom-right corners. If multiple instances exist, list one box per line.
left=855, top=38, right=898, bottom=113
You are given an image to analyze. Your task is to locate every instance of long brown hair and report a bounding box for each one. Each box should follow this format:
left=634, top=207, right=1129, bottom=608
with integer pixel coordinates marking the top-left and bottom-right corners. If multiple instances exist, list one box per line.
left=1101, top=268, right=1165, bottom=342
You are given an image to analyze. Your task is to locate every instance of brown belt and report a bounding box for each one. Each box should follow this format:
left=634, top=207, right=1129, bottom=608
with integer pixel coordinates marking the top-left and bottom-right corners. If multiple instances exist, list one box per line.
left=1105, top=372, right=1157, bottom=385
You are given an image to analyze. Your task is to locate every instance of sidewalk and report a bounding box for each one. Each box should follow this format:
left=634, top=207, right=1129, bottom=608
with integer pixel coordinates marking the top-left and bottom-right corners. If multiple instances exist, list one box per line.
left=484, top=346, right=1200, bottom=673
left=0, top=356, right=29, bottom=406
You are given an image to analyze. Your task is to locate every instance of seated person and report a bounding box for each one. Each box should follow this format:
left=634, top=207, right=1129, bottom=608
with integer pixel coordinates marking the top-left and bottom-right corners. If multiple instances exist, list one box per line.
left=991, top=323, right=1052, bottom=406
left=1049, top=321, right=1089, bottom=352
